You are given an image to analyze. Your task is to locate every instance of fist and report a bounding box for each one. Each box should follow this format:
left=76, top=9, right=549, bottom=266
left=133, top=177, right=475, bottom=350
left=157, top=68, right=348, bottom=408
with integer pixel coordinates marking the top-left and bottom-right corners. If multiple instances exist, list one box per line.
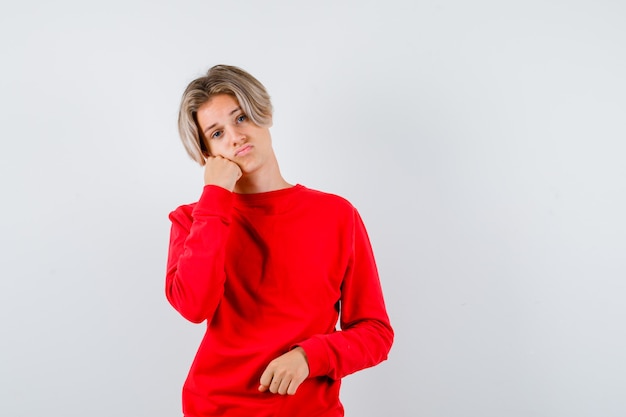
left=203, top=156, right=242, bottom=191
left=258, top=347, right=310, bottom=396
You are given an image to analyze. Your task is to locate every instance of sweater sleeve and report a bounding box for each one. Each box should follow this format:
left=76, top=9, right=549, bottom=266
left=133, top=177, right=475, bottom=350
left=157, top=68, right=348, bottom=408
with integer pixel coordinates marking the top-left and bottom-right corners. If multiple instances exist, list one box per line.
left=297, top=209, right=394, bottom=379
left=165, top=185, right=234, bottom=324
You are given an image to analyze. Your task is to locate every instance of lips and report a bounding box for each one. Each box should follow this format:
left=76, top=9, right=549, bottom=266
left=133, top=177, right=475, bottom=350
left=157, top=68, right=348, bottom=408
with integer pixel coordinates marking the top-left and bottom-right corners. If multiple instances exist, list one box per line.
left=235, top=144, right=253, bottom=157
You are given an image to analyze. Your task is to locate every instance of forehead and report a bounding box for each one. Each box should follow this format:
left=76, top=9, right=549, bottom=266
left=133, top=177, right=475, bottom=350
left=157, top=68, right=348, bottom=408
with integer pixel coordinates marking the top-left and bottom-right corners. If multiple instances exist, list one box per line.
left=196, top=94, right=241, bottom=128
left=198, top=94, right=239, bottom=117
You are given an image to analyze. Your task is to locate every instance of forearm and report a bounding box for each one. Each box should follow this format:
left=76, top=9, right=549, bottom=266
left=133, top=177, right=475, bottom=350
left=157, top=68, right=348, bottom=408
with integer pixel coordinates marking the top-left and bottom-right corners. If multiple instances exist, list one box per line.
left=299, top=208, right=394, bottom=379
left=165, top=186, right=234, bottom=323
left=297, top=318, right=393, bottom=380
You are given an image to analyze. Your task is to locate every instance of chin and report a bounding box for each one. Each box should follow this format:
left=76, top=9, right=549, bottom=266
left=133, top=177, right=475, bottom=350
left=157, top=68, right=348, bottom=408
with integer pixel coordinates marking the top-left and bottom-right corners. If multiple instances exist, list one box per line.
left=240, top=162, right=261, bottom=175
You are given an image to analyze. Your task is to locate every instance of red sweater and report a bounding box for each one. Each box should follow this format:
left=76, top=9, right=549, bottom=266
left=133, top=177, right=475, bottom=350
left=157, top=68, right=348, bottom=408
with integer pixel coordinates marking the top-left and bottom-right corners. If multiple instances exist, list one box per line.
left=166, top=184, right=393, bottom=417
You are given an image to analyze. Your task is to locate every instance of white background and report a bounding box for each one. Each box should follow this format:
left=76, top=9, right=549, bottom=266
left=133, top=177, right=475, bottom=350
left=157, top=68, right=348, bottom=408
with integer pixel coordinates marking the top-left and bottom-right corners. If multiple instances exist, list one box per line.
left=1, top=1, right=625, bottom=416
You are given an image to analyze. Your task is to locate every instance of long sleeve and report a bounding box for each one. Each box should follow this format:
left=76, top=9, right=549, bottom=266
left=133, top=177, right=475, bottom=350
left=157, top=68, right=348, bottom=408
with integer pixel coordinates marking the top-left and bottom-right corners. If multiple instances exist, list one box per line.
left=169, top=185, right=393, bottom=416
left=165, top=185, right=234, bottom=324
left=297, top=209, right=394, bottom=380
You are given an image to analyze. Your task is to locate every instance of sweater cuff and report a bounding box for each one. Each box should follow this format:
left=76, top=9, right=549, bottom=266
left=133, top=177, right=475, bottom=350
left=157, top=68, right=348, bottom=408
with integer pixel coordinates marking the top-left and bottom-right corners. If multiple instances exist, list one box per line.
left=294, top=336, right=330, bottom=378
left=192, top=185, right=234, bottom=221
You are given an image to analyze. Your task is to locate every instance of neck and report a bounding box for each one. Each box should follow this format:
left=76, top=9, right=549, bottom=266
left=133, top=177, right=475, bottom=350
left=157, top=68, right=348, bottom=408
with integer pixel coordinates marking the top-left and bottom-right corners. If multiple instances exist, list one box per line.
left=234, top=162, right=292, bottom=194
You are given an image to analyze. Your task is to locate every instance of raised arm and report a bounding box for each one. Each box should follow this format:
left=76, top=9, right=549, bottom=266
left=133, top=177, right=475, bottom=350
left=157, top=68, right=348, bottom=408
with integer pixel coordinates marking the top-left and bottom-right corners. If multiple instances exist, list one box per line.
left=165, top=185, right=235, bottom=323
left=166, top=155, right=242, bottom=323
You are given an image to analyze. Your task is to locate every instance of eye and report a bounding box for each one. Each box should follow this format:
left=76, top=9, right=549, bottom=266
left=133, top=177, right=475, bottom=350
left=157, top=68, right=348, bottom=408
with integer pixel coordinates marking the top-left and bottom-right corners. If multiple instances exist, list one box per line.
left=236, top=114, right=247, bottom=123
left=211, top=130, right=223, bottom=139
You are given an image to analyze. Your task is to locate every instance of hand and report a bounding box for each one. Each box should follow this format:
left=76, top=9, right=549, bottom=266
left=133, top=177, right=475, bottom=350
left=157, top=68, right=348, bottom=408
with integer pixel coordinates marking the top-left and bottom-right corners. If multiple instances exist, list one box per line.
left=203, top=156, right=242, bottom=191
left=258, top=347, right=310, bottom=395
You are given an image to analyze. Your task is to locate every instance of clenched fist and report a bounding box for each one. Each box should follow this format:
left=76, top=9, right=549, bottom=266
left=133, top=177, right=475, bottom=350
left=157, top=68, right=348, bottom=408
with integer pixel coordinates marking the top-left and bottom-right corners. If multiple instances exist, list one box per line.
left=258, top=347, right=310, bottom=396
left=204, top=156, right=242, bottom=191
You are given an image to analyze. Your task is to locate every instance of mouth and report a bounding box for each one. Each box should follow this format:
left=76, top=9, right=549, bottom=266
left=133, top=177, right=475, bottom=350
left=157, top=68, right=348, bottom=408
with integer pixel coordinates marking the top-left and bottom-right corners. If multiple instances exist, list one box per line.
left=234, top=144, right=253, bottom=157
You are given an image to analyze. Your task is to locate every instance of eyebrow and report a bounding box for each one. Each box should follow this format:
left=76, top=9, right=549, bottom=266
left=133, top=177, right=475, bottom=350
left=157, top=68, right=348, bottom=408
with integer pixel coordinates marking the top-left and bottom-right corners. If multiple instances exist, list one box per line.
left=202, top=107, right=242, bottom=135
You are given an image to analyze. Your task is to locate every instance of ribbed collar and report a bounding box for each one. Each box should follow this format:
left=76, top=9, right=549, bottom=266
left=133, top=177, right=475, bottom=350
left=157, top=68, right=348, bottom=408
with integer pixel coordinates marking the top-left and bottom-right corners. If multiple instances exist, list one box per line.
left=233, top=184, right=305, bottom=215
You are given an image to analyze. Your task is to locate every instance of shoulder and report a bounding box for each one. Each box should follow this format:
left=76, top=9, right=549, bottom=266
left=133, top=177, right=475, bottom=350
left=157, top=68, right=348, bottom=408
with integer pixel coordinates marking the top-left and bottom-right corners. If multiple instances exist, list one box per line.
left=299, top=185, right=353, bottom=206
left=298, top=185, right=356, bottom=214
left=168, top=201, right=197, bottom=228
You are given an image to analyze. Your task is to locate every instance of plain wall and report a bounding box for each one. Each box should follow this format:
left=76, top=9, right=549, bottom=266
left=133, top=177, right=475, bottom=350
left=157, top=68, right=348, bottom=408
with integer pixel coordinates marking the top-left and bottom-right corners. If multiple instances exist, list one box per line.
left=1, top=1, right=625, bottom=416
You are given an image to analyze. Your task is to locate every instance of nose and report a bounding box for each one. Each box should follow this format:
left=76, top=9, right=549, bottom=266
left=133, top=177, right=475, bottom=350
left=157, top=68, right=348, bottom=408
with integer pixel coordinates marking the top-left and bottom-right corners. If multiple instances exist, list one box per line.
left=225, top=125, right=245, bottom=147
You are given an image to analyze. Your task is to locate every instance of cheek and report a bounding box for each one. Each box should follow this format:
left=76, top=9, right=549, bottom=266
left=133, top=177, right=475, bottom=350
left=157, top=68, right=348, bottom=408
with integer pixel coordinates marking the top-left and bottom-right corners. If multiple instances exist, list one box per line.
left=207, top=141, right=228, bottom=157
left=204, top=138, right=217, bottom=153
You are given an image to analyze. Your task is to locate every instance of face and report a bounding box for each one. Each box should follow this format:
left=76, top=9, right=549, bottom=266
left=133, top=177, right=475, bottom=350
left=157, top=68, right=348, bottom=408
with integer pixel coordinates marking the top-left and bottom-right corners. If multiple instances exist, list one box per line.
left=196, top=94, right=273, bottom=174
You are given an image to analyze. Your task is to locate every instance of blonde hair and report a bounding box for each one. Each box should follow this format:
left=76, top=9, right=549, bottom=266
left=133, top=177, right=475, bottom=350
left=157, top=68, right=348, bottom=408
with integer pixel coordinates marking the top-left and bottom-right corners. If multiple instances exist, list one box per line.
left=178, top=65, right=273, bottom=165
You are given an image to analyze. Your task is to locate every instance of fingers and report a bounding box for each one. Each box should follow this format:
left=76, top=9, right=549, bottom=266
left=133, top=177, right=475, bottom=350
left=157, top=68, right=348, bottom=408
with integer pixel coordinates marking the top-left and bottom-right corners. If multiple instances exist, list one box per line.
left=258, top=371, right=301, bottom=395
left=203, top=155, right=242, bottom=191
left=259, top=366, right=292, bottom=395
left=258, top=348, right=310, bottom=396
left=286, top=379, right=300, bottom=396
left=258, top=368, right=272, bottom=392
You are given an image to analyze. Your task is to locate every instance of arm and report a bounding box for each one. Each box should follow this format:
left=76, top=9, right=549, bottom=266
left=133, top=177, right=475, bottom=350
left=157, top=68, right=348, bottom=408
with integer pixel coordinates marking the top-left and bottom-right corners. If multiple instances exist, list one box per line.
left=166, top=156, right=242, bottom=323
left=165, top=185, right=234, bottom=323
left=297, top=209, right=394, bottom=380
